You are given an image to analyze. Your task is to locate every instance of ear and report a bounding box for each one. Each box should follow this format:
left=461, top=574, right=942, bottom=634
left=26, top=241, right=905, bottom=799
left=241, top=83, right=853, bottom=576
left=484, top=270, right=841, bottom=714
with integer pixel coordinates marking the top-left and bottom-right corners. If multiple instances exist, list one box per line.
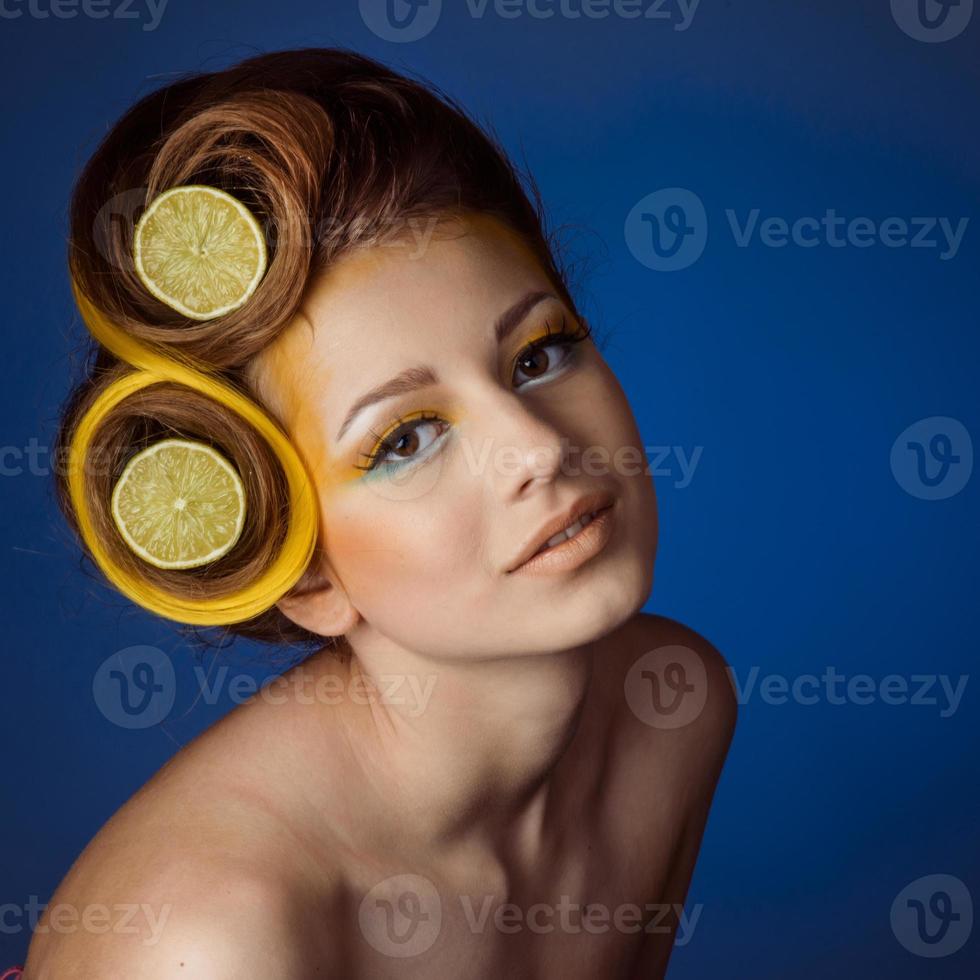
left=275, top=553, right=360, bottom=638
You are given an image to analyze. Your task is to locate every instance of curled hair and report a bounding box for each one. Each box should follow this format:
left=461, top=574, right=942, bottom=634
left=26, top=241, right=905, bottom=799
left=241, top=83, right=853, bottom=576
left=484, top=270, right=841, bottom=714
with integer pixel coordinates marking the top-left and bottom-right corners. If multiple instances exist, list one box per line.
left=56, top=47, right=582, bottom=658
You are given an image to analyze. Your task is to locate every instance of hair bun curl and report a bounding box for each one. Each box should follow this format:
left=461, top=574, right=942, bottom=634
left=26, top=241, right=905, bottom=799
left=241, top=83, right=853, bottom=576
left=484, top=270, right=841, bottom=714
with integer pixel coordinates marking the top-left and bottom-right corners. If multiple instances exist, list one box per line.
left=73, top=89, right=333, bottom=370
left=63, top=280, right=319, bottom=627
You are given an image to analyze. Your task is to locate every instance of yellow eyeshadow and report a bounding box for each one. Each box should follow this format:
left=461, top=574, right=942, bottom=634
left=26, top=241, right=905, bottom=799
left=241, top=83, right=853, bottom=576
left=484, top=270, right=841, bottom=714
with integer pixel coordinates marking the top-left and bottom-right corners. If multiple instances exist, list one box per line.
left=369, top=409, right=436, bottom=454
left=347, top=323, right=581, bottom=480
left=519, top=331, right=551, bottom=350
left=338, top=319, right=585, bottom=484
left=351, top=407, right=466, bottom=479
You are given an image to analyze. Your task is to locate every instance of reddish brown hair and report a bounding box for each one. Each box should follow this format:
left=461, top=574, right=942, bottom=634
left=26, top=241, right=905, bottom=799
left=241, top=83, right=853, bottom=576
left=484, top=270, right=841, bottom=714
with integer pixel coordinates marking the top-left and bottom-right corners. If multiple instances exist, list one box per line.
left=55, top=47, right=583, bottom=660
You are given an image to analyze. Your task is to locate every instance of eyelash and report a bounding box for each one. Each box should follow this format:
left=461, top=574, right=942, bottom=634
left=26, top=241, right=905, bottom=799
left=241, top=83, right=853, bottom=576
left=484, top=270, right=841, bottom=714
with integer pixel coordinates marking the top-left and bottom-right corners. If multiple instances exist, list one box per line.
left=353, top=314, right=593, bottom=474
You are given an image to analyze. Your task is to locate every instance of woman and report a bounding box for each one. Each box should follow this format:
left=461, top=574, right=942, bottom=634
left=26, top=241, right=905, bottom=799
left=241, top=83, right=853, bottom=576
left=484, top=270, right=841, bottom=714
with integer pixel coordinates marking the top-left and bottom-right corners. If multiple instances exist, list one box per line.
left=23, top=47, right=736, bottom=979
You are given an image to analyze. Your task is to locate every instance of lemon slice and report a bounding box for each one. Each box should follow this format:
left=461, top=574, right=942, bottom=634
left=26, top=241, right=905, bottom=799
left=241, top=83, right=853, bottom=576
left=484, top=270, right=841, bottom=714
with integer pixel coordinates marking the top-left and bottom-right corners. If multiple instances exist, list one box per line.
left=133, top=184, right=267, bottom=320
left=111, top=438, right=246, bottom=570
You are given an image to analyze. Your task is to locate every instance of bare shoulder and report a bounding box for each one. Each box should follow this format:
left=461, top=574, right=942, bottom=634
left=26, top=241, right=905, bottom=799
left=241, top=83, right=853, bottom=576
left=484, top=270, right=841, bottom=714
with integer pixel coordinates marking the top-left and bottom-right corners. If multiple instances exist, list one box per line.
left=23, top=859, right=346, bottom=978
left=617, top=610, right=737, bottom=726
left=23, top=707, right=350, bottom=978
left=604, top=615, right=738, bottom=975
left=603, top=611, right=738, bottom=778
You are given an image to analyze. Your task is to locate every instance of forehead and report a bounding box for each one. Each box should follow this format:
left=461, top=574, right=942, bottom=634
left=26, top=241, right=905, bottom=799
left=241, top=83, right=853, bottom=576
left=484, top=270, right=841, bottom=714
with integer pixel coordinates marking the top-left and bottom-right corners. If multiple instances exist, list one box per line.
left=308, top=213, right=547, bottom=348
left=250, top=214, right=553, bottom=406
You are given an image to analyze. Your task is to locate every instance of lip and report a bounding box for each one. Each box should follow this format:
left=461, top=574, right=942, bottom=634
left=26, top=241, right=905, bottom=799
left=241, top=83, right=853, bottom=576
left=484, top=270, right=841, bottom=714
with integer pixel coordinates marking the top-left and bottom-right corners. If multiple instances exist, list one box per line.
left=506, top=490, right=617, bottom=574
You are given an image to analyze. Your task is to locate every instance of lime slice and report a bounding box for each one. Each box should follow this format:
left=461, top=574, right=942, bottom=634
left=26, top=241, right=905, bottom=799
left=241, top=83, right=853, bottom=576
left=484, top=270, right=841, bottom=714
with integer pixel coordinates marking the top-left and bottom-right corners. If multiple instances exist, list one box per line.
left=133, top=185, right=267, bottom=320
left=111, top=438, right=246, bottom=570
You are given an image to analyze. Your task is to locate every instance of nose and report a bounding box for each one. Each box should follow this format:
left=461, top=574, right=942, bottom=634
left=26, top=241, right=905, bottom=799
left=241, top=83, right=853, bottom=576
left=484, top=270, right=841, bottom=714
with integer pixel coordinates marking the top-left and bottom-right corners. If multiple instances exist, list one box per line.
left=471, top=388, right=569, bottom=501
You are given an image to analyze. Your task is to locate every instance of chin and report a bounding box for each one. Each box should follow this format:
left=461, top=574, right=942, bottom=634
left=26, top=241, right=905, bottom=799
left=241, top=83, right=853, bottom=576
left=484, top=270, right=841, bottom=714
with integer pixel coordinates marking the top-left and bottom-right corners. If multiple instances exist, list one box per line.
left=567, top=556, right=653, bottom=648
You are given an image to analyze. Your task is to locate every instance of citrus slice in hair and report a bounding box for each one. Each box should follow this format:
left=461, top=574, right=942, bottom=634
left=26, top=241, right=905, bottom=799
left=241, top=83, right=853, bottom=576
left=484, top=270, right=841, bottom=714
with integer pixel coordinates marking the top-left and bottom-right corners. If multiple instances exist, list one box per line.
left=111, top=438, right=246, bottom=570
left=133, top=185, right=267, bottom=320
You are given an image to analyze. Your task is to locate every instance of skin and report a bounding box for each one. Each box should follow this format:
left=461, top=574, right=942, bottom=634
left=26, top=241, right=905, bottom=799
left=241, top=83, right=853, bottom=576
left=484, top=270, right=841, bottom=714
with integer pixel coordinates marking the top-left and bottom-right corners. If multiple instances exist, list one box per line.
left=23, top=212, right=736, bottom=979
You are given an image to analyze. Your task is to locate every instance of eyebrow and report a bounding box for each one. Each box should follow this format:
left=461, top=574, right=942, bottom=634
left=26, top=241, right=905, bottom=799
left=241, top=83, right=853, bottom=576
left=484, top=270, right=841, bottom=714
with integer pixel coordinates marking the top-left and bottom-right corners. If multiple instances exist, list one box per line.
left=334, top=289, right=557, bottom=442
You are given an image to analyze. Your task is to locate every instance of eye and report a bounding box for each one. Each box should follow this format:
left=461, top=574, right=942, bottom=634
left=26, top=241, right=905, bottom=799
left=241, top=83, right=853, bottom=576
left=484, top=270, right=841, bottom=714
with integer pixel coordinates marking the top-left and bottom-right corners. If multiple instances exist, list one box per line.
left=355, top=411, right=449, bottom=473
left=512, top=315, right=592, bottom=388
left=353, top=315, right=592, bottom=477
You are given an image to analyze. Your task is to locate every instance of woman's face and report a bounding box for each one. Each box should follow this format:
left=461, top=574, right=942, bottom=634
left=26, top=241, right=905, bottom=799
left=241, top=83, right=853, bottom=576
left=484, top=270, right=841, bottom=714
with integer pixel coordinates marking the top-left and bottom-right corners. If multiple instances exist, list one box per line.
left=249, top=213, right=657, bottom=660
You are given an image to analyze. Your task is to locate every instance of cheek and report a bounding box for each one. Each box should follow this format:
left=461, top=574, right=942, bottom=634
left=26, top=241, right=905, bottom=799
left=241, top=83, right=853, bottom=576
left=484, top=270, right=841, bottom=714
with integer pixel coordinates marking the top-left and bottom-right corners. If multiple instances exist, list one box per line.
left=317, top=481, right=490, bottom=620
left=577, top=357, right=647, bottom=461
left=586, top=361, right=658, bottom=547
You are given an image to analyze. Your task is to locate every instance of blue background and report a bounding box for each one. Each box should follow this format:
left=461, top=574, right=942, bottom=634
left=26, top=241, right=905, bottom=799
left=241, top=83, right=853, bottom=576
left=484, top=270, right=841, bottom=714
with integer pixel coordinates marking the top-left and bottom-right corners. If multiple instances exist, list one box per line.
left=1, top=0, right=977, bottom=975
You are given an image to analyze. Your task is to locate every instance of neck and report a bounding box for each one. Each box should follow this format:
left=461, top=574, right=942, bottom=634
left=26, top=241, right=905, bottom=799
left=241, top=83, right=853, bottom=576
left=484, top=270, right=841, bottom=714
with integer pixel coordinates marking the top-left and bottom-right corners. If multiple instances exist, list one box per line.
left=303, top=629, right=611, bottom=873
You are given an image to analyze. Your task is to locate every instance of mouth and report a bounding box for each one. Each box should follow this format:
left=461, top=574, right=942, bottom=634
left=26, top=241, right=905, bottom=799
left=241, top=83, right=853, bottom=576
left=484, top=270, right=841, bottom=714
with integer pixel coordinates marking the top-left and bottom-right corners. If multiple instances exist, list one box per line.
left=530, top=507, right=608, bottom=557
left=507, top=491, right=617, bottom=573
